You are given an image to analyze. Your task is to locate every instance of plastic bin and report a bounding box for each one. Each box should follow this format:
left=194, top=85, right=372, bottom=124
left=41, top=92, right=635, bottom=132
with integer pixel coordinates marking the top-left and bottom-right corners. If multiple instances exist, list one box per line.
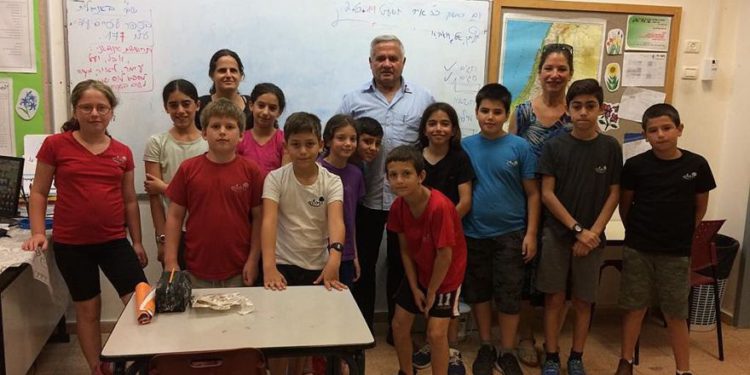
left=690, top=279, right=728, bottom=331
left=689, top=234, right=740, bottom=331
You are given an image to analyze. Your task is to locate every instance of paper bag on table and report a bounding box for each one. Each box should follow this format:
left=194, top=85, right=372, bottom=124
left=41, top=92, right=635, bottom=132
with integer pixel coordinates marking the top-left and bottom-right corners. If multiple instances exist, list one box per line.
left=135, top=282, right=155, bottom=325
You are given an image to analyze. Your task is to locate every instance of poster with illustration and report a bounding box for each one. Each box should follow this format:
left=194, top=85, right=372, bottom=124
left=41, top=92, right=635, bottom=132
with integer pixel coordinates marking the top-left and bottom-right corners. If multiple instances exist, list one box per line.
left=598, top=102, right=620, bottom=132
left=16, top=88, right=39, bottom=121
left=606, top=28, right=624, bottom=55
left=605, top=63, right=621, bottom=92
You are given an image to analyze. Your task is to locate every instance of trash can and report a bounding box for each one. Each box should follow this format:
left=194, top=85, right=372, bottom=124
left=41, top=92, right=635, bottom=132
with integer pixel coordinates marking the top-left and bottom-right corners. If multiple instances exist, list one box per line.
left=690, top=234, right=740, bottom=331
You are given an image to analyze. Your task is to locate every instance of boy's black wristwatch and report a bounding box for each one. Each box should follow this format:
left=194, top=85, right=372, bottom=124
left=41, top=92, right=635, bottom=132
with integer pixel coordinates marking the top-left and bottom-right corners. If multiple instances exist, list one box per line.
left=571, top=223, right=583, bottom=234
left=328, top=242, right=344, bottom=252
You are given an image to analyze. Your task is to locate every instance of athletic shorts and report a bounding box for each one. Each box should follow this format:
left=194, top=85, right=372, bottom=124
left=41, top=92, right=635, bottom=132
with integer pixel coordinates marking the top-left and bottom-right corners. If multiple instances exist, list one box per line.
left=394, top=281, right=460, bottom=318
left=277, top=264, right=321, bottom=286
left=54, top=238, right=146, bottom=302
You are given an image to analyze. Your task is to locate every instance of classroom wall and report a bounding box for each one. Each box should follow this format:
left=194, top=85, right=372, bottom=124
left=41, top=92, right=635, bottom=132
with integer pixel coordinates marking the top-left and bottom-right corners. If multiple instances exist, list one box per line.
left=554, top=0, right=750, bottom=318
left=47, top=0, right=749, bottom=324
left=712, top=0, right=749, bottom=316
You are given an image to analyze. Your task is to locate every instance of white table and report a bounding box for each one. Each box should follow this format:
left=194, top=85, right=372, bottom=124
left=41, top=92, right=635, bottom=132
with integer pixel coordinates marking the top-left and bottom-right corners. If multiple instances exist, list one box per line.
left=101, top=286, right=375, bottom=374
left=0, top=229, right=69, bottom=375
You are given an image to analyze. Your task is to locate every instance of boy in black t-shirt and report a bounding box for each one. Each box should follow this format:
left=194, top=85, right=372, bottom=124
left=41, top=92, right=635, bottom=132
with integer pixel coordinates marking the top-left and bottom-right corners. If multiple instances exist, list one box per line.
left=536, top=79, right=622, bottom=375
left=614, top=104, right=716, bottom=375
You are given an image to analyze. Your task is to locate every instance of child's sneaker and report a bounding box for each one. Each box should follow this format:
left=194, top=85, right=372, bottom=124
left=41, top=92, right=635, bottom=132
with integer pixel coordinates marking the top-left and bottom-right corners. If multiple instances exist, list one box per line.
left=567, top=357, right=586, bottom=375
left=448, top=348, right=466, bottom=375
left=541, top=359, right=561, bottom=375
left=412, top=344, right=431, bottom=369
left=495, top=352, right=523, bottom=375
left=614, top=358, right=632, bottom=375
left=472, top=344, right=497, bottom=375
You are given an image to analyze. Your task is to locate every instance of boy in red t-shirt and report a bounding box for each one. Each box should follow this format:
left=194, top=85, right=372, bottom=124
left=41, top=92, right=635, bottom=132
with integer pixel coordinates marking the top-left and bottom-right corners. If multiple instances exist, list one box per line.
left=385, top=145, right=467, bottom=375
left=163, top=98, right=264, bottom=287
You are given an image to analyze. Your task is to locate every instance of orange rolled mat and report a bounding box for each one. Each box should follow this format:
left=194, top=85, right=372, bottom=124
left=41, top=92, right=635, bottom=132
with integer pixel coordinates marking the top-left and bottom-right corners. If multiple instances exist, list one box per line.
left=135, top=282, right=155, bottom=325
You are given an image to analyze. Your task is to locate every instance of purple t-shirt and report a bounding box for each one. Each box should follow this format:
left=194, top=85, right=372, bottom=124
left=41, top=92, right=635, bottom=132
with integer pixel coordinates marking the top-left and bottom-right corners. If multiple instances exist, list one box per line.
left=319, top=158, right=366, bottom=261
left=237, top=129, right=285, bottom=175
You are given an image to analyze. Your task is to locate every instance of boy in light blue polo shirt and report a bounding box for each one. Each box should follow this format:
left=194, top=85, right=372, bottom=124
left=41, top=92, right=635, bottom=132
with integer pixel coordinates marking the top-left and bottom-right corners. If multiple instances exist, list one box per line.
left=461, top=84, right=541, bottom=375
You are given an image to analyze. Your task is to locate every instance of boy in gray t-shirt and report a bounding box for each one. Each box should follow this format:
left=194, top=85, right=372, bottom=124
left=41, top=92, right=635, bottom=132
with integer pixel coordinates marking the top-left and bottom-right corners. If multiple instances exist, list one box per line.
left=536, top=79, right=622, bottom=375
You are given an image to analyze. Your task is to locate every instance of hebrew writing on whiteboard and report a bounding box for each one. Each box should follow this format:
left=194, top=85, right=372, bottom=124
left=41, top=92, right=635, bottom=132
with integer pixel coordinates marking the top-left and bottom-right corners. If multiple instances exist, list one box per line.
left=65, top=0, right=491, bottom=194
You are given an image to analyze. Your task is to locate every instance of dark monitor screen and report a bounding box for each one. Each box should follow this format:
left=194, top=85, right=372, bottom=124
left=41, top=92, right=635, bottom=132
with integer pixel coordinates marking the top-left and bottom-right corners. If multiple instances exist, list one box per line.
left=0, top=156, right=24, bottom=219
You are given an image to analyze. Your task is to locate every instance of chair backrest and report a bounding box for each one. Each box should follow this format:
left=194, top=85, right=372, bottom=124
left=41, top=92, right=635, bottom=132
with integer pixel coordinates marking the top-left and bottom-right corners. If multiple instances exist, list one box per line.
left=690, top=220, right=726, bottom=271
left=149, top=347, right=266, bottom=375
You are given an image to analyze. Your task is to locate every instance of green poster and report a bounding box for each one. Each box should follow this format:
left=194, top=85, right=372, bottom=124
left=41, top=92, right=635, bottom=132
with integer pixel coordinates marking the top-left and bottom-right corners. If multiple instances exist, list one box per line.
left=626, top=15, right=671, bottom=52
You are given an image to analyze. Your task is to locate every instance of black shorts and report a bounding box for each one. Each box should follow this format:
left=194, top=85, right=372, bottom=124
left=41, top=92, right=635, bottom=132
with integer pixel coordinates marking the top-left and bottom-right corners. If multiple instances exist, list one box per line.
left=54, top=238, right=146, bottom=302
left=277, top=264, right=320, bottom=286
left=394, top=281, right=460, bottom=318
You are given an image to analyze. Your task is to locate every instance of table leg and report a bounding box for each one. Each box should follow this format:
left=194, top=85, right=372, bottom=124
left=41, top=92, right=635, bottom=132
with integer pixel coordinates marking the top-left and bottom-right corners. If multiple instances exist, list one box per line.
left=48, top=316, right=70, bottom=343
left=113, top=361, right=126, bottom=375
left=326, top=351, right=364, bottom=375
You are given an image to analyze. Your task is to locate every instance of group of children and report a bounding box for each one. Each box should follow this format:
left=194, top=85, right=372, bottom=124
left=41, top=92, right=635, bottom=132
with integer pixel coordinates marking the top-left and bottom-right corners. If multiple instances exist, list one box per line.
left=22, top=50, right=714, bottom=375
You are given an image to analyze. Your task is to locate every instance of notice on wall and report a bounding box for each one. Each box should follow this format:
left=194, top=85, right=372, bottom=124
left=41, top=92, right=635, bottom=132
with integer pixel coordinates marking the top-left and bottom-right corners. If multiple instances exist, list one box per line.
left=625, top=14, right=671, bottom=52
left=0, top=79, right=16, bottom=156
left=619, top=87, right=665, bottom=123
left=0, top=0, right=37, bottom=72
left=623, top=133, right=651, bottom=162
left=622, top=52, right=667, bottom=87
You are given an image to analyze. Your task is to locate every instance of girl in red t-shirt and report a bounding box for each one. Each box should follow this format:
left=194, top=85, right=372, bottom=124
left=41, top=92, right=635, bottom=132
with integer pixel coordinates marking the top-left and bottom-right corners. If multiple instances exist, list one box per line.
left=23, top=80, right=147, bottom=375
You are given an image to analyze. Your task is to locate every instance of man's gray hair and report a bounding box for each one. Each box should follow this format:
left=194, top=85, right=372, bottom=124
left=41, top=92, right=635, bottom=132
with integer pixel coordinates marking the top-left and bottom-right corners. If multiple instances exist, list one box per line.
left=370, top=35, right=405, bottom=58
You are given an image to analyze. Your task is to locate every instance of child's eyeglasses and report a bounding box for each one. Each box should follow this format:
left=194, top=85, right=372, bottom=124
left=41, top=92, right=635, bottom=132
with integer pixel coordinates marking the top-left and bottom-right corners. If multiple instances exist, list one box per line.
left=76, top=105, right=112, bottom=115
left=542, top=43, right=574, bottom=54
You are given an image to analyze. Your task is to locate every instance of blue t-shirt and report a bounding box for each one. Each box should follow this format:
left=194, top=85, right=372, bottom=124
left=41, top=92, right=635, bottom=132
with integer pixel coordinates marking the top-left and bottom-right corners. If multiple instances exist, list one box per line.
left=461, top=133, right=537, bottom=238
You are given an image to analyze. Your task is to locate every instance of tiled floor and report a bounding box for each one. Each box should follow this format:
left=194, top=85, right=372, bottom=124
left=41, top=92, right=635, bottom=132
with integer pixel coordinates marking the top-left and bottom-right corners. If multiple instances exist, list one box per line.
left=26, top=308, right=750, bottom=374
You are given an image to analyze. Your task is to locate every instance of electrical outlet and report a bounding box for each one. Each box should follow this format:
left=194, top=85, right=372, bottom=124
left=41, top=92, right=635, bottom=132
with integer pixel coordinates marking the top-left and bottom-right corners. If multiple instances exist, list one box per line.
left=685, top=39, right=701, bottom=54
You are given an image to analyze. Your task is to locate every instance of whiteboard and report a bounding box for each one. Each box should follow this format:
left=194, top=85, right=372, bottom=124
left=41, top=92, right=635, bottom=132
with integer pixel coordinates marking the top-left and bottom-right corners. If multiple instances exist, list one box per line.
left=65, top=0, right=489, bottom=193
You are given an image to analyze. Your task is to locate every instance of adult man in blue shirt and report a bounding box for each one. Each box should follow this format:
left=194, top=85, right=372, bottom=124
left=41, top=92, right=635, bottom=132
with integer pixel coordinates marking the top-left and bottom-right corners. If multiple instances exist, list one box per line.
left=339, top=34, right=434, bottom=342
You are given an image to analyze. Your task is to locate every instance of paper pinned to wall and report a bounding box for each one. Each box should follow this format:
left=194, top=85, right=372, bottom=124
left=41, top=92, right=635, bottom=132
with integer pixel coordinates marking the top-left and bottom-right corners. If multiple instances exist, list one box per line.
left=618, top=87, right=665, bottom=123
left=0, top=79, right=16, bottom=156
left=623, top=132, right=651, bottom=161
left=622, top=52, right=667, bottom=87
left=23, top=134, right=54, bottom=196
left=0, top=0, right=37, bottom=72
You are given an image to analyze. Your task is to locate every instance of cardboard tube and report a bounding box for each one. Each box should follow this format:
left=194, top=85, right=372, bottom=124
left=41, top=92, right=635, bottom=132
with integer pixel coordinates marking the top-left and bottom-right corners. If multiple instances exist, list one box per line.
left=135, top=282, right=155, bottom=325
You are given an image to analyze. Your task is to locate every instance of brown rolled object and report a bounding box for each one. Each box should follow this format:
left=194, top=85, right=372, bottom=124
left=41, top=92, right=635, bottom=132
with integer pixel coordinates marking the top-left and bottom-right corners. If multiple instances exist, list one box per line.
left=135, top=282, right=155, bottom=325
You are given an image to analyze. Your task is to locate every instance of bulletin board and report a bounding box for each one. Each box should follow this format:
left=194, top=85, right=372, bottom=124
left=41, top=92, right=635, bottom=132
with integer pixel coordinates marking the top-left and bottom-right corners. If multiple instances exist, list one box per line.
left=0, top=0, right=51, bottom=157
left=488, top=0, right=682, bottom=144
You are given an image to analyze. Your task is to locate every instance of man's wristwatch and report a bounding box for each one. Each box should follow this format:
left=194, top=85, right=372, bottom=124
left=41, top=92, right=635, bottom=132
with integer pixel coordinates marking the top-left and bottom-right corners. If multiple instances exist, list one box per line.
left=571, top=223, right=583, bottom=235
left=328, top=242, right=344, bottom=252
left=155, top=234, right=166, bottom=244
